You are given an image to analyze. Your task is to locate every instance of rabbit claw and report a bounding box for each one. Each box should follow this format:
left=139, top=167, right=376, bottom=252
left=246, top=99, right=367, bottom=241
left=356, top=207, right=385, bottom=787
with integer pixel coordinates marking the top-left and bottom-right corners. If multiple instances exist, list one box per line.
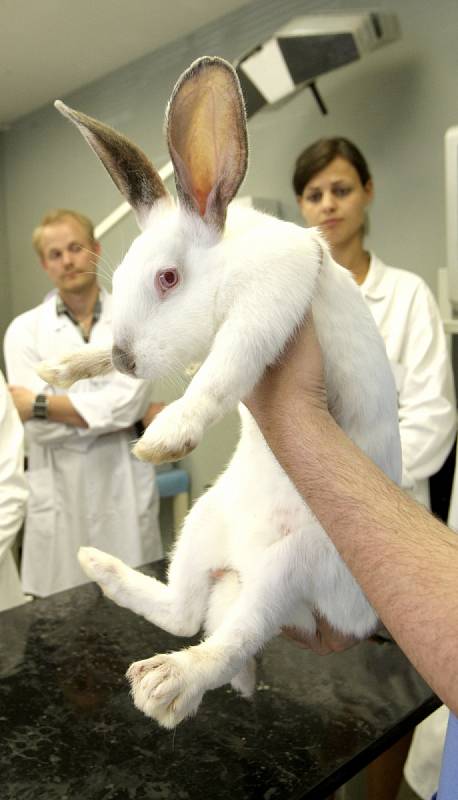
left=133, top=437, right=196, bottom=464
left=133, top=400, right=202, bottom=464
left=126, top=651, right=206, bottom=728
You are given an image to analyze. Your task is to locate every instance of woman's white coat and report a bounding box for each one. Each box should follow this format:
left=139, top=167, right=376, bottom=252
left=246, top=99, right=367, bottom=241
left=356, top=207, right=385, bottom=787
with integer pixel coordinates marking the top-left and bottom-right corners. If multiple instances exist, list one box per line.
left=361, top=254, right=456, bottom=507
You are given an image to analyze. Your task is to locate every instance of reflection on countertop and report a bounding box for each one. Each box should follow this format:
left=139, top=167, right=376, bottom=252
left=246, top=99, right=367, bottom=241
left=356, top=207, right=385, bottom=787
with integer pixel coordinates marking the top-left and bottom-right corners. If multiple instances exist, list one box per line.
left=0, top=561, right=439, bottom=800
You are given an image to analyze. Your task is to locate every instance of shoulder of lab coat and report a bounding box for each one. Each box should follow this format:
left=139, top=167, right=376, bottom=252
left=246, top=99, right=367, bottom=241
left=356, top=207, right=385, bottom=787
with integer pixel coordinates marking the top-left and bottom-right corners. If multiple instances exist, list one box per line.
left=4, top=300, right=51, bottom=389
left=0, top=371, right=28, bottom=562
left=362, top=254, right=457, bottom=487
left=361, top=252, right=426, bottom=302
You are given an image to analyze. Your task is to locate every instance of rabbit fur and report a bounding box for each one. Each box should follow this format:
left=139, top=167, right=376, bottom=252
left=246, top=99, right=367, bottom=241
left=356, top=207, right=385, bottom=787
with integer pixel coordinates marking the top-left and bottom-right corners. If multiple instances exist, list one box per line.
left=38, top=56, right=402, bottom=729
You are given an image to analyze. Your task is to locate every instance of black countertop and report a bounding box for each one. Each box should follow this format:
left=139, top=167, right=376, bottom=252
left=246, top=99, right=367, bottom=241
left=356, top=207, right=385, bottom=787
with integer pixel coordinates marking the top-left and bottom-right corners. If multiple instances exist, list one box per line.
left=0, top=562, right=439, bottom=800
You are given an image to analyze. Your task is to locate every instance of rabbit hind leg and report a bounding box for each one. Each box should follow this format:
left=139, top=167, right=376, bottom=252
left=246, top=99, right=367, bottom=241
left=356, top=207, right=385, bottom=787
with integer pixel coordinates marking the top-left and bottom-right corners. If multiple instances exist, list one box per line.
left=126, top=532, right=307, bottom=728
left=79, top=489, right=230, bottom=637
left=204, top=570, right=256, bottom=698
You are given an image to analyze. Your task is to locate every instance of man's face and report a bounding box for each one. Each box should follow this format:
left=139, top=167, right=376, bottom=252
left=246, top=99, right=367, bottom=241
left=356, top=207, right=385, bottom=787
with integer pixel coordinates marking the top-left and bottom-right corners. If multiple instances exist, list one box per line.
left=39, top=217, right=100, bottom=296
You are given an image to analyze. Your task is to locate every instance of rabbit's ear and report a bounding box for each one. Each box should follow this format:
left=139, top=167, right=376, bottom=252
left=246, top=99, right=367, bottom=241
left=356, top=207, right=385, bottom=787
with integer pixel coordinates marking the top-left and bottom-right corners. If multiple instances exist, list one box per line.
left=54, top=101, right=171, bottom=230
left=166, top=57, right=248, bottom=233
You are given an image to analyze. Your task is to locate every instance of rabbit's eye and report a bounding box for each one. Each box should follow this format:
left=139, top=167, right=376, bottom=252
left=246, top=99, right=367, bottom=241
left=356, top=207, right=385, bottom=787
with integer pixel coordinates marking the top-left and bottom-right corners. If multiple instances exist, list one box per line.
left=156, top=268, right=179, bottom=295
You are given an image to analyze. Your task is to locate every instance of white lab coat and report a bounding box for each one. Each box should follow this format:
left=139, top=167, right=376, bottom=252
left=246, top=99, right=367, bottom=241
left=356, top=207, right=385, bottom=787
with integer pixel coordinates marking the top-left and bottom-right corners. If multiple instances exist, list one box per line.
left=0, top=371, right=28, bottom=611
left=4, top=289, right=162, bottom=597
left=361, top=254, right=456, bottom=507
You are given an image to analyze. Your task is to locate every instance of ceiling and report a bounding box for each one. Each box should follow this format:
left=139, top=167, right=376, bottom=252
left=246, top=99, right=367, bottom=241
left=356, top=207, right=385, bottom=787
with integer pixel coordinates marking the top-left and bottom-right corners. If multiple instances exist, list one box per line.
left=0, top=0, right=253, bottom=127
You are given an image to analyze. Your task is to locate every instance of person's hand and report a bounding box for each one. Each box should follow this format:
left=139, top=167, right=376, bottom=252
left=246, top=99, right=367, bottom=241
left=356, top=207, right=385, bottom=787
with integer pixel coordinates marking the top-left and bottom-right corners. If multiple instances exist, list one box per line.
left=142, top=402, right=166, bottom=428
left=244, top=313, right=328, bottom=426
left=8, top=385, right=35, bottom=422
left=282, top=614, right=359, bottom=656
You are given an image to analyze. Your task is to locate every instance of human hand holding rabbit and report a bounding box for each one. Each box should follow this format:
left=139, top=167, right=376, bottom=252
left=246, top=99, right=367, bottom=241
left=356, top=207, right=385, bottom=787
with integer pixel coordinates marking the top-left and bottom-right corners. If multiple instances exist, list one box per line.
left=245, top=311, right=327, bottom=421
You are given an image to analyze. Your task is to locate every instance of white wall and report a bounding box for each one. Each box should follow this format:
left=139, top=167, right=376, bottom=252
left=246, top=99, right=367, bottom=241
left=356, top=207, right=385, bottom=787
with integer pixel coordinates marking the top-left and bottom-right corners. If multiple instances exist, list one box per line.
left=2, top=0, right=458, bottom=498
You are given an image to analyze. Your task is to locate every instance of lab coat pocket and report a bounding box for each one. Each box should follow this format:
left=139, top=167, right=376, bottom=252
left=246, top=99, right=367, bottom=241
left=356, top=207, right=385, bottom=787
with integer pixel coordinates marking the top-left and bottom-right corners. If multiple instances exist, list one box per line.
left=27, top=467, right=54, bottom=513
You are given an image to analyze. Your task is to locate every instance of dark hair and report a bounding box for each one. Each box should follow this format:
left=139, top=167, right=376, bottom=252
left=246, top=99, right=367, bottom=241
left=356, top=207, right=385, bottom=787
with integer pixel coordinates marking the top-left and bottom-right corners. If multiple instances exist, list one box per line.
left=292, top=137, right=372, bottom=197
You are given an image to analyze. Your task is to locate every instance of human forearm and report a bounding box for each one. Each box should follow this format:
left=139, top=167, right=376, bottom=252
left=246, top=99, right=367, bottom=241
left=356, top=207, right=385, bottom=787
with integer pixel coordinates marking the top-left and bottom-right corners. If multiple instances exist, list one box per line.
left=259, top=400, right=458, bottom=713
left=68, top=377, right=153, bottom=434
left=45, top=395, right=88, bottom=428
left=9, top=385, right=88, bottom=428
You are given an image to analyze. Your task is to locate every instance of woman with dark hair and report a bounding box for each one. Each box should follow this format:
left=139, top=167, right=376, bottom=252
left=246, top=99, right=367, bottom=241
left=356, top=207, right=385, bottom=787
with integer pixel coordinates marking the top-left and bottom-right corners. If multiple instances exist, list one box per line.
left=293, top=136, right=455, bottom=510
left=293, top=138, right=456, bottom=800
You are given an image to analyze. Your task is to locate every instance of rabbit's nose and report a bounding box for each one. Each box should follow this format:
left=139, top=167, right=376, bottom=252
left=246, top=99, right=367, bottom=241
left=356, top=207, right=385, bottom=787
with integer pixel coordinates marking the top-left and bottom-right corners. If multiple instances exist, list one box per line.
left=112, top=345, right=136, bottom=375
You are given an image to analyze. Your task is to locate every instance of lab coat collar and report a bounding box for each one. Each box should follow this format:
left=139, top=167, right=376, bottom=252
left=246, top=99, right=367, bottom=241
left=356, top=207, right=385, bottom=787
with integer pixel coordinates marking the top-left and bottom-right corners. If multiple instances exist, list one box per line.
left=360, top=253, right=388, bottom=301
left=45, top=286, right=111, bottom=332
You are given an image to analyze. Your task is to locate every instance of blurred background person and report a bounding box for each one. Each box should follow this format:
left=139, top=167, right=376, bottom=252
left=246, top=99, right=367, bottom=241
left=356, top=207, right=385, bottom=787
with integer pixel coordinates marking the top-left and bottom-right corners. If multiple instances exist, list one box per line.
left=4, top=209, right=163, bottom=598
left=0, top=370, right=28, bottom=612
left=293, top=137, right=456, bottom=512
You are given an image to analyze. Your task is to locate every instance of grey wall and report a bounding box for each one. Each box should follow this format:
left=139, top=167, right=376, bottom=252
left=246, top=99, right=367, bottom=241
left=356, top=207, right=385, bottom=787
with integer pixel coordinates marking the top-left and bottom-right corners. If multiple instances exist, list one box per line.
left=2, top=0, right=458, bottom=498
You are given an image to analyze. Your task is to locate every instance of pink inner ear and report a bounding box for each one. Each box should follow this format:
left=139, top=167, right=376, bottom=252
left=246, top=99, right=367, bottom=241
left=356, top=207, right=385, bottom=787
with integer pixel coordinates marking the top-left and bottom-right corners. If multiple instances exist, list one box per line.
left=195, top=184, right=211, bottom=217
left=167, top=60, right=248, bottom=229
left=188, top=149, right=217, bottom=218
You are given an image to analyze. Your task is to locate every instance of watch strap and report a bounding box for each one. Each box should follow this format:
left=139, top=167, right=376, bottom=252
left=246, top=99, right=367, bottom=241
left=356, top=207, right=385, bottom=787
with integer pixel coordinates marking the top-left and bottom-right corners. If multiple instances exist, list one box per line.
left=32, top=393, right=48, bottom=419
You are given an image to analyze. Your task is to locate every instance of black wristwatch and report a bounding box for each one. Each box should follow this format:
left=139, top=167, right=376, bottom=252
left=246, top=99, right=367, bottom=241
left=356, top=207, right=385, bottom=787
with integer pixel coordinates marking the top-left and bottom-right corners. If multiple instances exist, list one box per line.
left=32, top=393, right=48, bottom=419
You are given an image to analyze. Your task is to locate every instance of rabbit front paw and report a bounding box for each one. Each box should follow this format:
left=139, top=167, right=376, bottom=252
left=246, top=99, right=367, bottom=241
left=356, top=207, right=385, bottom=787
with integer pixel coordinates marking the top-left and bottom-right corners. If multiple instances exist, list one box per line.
left=36, top=347, right=112, bottom=388
left=133, top=399, right=203, bottom=464
left=126, top=650, right=207, bottom=729
left=78, top=546, right=127, bottom=601
left=36, top=354, right=82, bottom=388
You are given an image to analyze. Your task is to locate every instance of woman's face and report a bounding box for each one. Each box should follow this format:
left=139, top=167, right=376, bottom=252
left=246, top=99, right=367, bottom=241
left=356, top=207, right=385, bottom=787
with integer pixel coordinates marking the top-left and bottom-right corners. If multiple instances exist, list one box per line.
left=297, top=156, right=373, bottom=250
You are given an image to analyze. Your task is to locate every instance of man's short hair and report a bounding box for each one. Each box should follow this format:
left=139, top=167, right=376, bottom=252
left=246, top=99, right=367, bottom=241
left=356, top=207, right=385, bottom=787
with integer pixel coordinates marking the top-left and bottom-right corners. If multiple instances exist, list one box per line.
left=32, top=209, right=96, bottom=256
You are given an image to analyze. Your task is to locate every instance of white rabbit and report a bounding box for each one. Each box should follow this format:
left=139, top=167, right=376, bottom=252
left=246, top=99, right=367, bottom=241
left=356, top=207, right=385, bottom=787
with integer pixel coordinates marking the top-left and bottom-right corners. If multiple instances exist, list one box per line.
left=38, top=56, right=402, bottom=729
